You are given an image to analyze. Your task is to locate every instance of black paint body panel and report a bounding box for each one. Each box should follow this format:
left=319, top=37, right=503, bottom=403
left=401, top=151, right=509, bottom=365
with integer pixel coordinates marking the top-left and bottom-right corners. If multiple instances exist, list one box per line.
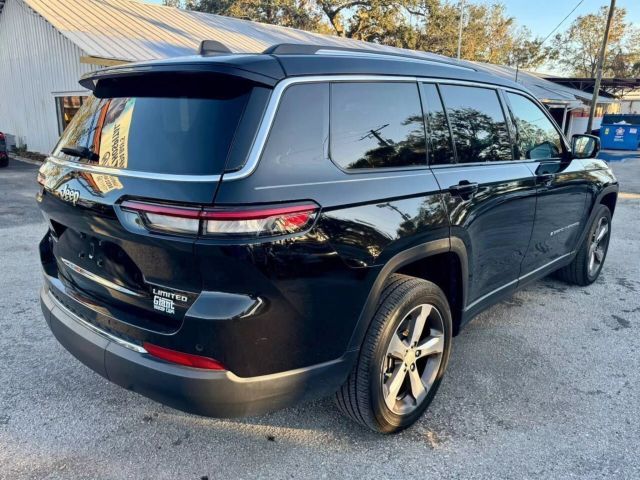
left=37, top=51, right=619, bottom=417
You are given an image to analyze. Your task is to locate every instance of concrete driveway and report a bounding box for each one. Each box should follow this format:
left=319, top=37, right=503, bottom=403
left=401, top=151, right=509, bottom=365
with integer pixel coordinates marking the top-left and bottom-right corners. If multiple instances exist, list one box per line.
left=1, top=160, right=639, bottom=479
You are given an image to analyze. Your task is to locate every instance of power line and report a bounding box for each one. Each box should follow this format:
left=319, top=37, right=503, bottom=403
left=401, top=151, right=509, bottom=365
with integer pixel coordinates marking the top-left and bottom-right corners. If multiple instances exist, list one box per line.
left=541, top=0, right=585, bottom=45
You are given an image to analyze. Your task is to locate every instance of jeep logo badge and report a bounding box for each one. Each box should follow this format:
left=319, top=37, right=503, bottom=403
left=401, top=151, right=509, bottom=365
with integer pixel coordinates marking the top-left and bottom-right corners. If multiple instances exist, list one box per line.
left=56, top=185, right=80, bottom=206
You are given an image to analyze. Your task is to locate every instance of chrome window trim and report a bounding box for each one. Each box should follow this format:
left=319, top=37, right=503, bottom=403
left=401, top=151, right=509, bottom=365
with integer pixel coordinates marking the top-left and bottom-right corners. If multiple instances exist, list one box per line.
left=224, top=75, right=536, bottom=182
left=44, top=75, right=536, bottom=183
left=46, top=156, right=222, bottom=183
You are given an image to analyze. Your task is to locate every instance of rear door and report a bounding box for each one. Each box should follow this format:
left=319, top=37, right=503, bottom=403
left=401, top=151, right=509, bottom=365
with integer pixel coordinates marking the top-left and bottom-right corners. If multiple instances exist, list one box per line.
left=503, top=91, right=589, bottom=276
left=421, top=82, right=537, bottom=313
left=38, top=74, right=257, bottom=333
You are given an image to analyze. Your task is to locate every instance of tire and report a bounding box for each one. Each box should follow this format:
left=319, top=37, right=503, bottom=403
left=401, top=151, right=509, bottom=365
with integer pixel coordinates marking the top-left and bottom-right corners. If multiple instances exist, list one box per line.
left=335, top=274, right=452, bottom=433
left=554, top=204, right=612, bottom=286
left=0, top=156, right=8, bottom=168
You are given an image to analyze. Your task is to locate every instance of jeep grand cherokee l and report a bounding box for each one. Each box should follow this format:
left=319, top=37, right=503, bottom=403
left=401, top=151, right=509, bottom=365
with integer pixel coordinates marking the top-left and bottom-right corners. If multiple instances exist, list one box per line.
left=36, top=43, right=618, bottom=433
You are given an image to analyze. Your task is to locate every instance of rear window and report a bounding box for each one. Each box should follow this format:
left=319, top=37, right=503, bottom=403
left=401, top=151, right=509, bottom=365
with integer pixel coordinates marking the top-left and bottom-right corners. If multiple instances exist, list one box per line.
left=53, top=77, right=251, bottom=175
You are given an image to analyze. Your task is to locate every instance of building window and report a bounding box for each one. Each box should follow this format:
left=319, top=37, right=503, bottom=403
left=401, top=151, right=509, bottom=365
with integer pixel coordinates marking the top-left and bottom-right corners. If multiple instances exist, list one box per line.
left=55, top=96, right=87, bottom=135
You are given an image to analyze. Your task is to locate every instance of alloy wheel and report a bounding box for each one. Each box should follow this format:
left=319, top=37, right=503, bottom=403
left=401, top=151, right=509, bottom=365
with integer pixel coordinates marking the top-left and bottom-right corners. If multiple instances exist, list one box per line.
left=381, top=304, right=445, bottom=415
left=588, top=216, right=609, bottom=277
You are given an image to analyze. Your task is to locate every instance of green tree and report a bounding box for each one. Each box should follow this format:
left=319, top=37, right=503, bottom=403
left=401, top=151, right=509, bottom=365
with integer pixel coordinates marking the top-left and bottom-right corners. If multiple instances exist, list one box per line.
left=164, top=0, right=550, bottom=69
left=551, top=5, right=639, bottom=77
left=165, top=0, right=328, bottom=31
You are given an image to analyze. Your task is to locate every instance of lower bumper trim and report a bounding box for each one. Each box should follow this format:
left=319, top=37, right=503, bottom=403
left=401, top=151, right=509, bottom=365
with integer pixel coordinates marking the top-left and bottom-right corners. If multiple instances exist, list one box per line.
left=41, top=286, right=356, bottom=417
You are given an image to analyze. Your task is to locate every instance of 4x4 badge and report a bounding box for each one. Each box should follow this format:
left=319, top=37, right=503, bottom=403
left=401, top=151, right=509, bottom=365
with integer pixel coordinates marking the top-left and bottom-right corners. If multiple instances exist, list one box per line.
left=56, top=184, right=80, bottom=206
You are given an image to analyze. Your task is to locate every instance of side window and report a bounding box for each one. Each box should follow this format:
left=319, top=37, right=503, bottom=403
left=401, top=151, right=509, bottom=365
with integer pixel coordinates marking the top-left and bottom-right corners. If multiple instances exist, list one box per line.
left=260, top=83, right=328, bottom=168
left=506, top=92, right=563, bottom=160
left=420, top=83, right=455, bottom=165
left=330, top=82, right=426, bottom=170
left=439, top=85, right=512, bottom=163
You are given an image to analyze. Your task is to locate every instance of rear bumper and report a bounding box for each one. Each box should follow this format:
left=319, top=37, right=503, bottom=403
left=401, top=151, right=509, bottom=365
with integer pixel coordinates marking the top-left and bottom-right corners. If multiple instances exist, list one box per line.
left=41, top=285, right=355, bottom=417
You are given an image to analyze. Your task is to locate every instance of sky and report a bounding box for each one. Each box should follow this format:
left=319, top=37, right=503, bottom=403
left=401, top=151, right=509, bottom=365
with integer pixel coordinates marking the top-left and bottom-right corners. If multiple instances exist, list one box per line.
left=142, top=1, right=640, bottom=40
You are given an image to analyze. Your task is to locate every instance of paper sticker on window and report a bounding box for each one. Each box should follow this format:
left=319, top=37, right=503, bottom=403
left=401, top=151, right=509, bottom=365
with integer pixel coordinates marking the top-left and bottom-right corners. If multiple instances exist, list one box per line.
left=99, top=98, right=135, bottom=169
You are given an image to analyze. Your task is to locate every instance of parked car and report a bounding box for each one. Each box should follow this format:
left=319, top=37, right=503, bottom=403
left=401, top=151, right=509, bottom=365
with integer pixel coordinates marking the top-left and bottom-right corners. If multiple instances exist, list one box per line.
left=0, top=132, right=8, bottom=167
left=36, top=43, right=618, bottom=433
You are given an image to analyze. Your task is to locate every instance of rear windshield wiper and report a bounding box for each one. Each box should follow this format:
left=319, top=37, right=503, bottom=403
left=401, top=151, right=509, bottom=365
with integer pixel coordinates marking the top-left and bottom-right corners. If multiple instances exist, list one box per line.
left=60, top=145, right=99, bottom=162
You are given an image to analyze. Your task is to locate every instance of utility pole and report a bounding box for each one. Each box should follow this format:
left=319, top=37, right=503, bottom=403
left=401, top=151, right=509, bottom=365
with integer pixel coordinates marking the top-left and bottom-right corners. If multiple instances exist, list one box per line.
left=457, top=0, right=464, bottom=60
left=586, top=0, right=616, bottom=133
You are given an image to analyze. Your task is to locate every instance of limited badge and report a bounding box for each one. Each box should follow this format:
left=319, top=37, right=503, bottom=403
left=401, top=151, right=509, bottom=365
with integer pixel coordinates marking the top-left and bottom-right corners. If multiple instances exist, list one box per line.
left=151, top=287, right=188, bottom=315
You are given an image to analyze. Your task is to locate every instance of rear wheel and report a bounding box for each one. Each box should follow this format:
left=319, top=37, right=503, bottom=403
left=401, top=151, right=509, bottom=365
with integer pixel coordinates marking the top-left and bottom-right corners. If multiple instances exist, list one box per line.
left=555, top=205, right=611, bottom=286
left=335, top=274, right=452, bottom=433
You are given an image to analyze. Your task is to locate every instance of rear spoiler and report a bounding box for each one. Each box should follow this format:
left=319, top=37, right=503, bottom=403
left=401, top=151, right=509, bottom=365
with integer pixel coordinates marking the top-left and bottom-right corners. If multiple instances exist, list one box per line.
left=79, top=56, right=285, bottom=92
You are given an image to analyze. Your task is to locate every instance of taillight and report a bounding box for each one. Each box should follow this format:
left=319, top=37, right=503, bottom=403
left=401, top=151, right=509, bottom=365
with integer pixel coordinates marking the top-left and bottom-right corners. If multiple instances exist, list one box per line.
left=202, top=205, right=316, bottom=236
left=0, top=132, right=5, bottom=141
left=120, top=200, right=318, bottom=237
left=143, top=342, right=226, bottom=370
left=122, top=200, right=200, bottom=235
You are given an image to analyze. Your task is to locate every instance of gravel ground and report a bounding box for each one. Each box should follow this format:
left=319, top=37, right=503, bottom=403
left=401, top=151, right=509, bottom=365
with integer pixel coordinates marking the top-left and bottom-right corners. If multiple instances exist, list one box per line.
left=1, top=160, right=639, bottom=479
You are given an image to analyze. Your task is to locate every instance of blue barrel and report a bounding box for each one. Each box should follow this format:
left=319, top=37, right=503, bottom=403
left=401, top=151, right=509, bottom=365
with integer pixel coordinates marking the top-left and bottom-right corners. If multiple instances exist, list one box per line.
left=600, top=123, right=640, bottom=150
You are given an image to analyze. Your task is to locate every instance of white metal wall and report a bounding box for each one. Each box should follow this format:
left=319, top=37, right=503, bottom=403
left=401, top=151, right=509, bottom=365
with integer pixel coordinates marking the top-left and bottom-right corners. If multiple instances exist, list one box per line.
left=0, top=0, right=96, bottom=153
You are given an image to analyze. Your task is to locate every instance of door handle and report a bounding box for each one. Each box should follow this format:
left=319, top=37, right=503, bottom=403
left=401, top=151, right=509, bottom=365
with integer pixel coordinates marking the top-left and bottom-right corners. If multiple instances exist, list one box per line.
left=536, top=173, right=555, bottom=186
left=449, top=181, right=479, bottom=198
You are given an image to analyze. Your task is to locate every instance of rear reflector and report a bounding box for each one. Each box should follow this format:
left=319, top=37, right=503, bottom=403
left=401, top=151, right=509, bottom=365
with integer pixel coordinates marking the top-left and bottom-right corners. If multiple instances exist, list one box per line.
left=120, top=200, right=318, bottom=237
left=143, top=342, right=226, bottom=370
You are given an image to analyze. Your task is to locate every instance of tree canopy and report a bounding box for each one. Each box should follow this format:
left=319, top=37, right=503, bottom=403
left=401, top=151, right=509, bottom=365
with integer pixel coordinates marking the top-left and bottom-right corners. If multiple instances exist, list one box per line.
left=551, top=6, right=640, bottom=78
left=164, top=0, right=639, bottom=76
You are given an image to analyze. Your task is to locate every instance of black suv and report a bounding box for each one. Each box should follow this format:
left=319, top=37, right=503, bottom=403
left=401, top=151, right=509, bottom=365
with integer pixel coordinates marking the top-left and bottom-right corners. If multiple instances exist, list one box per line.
left=37, top=43, right=618, bottom=433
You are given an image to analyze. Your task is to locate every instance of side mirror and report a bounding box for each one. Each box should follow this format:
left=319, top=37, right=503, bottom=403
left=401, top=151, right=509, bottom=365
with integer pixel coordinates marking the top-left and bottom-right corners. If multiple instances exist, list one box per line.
left=571, top=134, right=600, bottom=159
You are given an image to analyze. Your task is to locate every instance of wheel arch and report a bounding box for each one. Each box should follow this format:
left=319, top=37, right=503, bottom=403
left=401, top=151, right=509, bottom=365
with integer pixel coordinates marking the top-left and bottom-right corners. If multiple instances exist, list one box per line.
left=600, top=190, right=617, bottom=215
left=347, top=237, right=469, bottom=352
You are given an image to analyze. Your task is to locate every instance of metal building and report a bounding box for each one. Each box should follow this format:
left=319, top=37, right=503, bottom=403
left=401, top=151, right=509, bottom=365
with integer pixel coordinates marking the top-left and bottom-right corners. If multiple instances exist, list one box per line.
left=0, top=0, right=612, bottom=154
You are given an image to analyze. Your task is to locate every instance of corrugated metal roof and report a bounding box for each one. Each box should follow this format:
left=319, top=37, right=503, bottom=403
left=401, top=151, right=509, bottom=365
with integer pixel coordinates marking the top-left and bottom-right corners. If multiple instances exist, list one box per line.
left=475, top=63, right=614, bottom=105
left=20, top=0, right=449, bottom=62
left=12, top=0, right=608, bottom=106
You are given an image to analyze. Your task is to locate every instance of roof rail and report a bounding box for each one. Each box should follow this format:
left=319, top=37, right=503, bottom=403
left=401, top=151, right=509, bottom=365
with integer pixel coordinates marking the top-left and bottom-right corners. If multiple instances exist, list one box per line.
left=198, top=40, right=232, bottom=56
left=262, top=43, right=475, bottom=71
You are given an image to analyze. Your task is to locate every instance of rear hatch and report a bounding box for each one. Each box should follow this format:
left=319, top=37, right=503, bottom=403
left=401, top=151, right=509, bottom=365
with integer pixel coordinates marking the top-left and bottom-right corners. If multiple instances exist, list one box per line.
left=38, top=71, right=266, bottom=335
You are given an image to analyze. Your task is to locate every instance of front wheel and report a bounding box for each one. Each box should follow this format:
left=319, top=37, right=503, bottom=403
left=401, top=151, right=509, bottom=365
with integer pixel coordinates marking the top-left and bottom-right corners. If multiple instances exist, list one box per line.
left=555, top=204, right=612, bottom=286
left=335, top=274, right=452, bottom=433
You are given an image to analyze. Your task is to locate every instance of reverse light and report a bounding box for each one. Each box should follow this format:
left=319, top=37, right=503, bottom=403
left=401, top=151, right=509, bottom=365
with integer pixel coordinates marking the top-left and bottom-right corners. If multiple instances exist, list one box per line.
left=120, top=200, right=318, bottom=237
left=143, top=342, right=226, bottom=370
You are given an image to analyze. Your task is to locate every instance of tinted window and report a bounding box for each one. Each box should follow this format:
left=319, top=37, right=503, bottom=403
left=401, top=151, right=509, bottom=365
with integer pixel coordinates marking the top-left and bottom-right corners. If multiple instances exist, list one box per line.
left=507, top=92, right=563, bottom=159
left=260, top=83, right=328, bottom=170
left=330, top=82, right=426, bottom=170
left=421, top=83, right=455, bottom=165
left=55, top=95, right=101, bottom=154
left=53, top=79, right=251, bottom=175
left=439, top=85, right=512, bottom=163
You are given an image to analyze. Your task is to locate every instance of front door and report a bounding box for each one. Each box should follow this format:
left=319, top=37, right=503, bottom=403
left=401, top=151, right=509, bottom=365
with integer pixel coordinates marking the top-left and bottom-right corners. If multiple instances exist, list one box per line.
left=503, top=91, right=589, bottom=276
left=421, top=82, right=538, bottom=313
